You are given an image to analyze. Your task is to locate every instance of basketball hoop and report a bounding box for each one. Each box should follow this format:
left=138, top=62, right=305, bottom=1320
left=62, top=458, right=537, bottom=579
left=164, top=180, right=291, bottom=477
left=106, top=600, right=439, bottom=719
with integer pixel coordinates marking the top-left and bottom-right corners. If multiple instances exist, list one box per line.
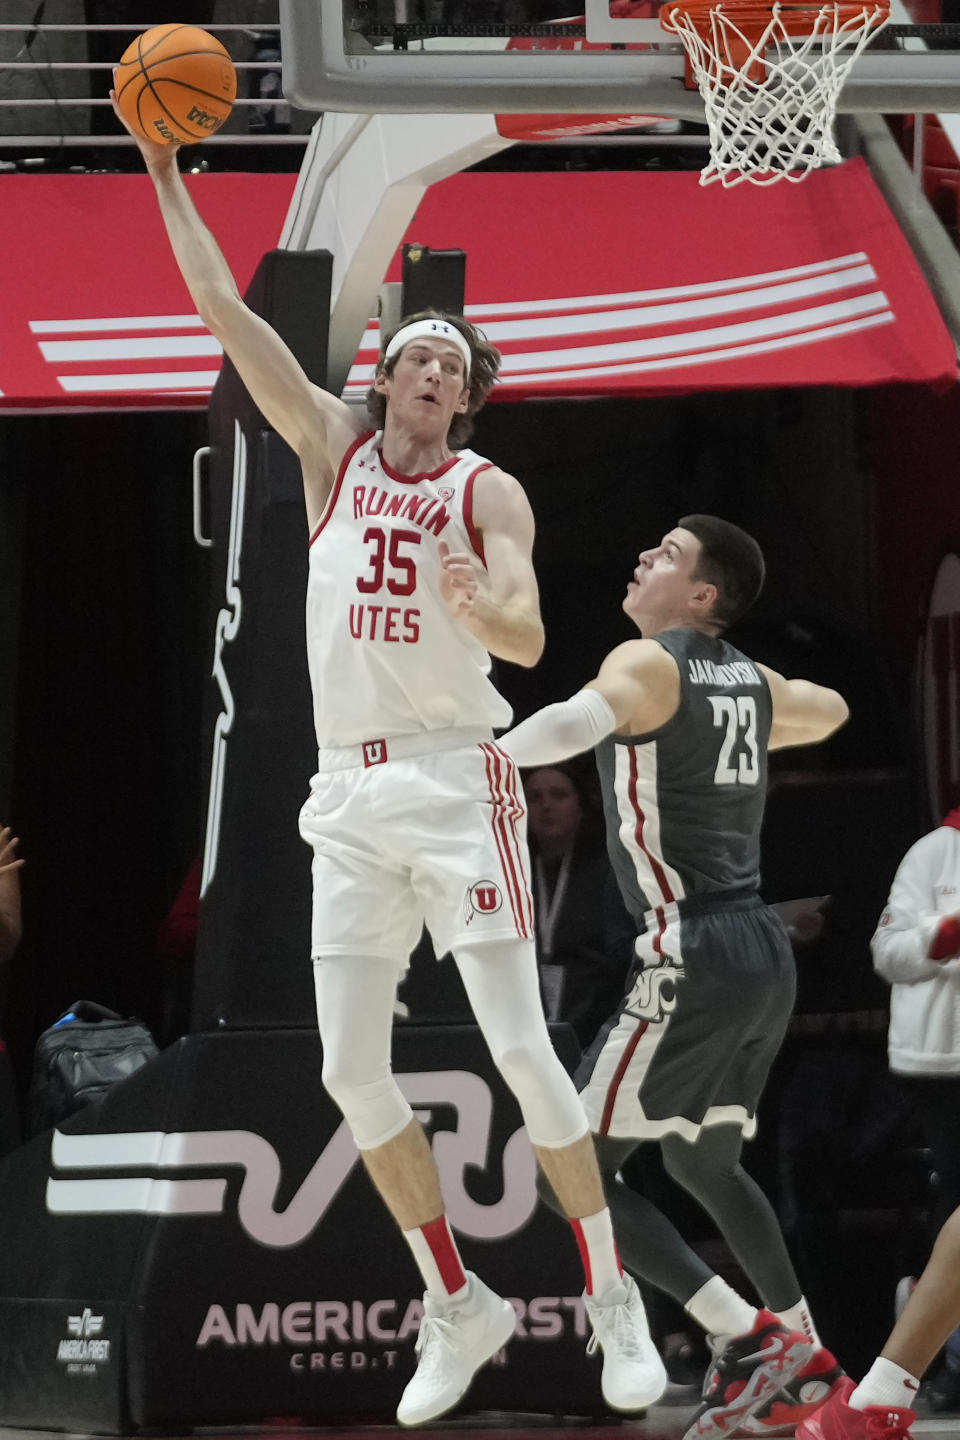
left=660, top=0, right=890, bottom=186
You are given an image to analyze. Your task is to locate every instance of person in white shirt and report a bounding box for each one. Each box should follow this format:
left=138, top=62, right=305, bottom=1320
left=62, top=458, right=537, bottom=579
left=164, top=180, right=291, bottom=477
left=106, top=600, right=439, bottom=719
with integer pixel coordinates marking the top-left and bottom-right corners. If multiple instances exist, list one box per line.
left=871, top=808, right=960, bottom=1411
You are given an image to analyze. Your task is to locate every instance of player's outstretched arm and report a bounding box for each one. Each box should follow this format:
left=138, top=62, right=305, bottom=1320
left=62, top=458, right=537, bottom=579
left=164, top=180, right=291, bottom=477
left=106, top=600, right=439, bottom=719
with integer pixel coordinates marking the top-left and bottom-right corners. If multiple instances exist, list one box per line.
left=760, top=665, right=849, bottom=750
left=498, top=641, right=679, bottom=767
left=438, top=467, right=544, bottom=666
left=111, top=93, right=362, bottom=527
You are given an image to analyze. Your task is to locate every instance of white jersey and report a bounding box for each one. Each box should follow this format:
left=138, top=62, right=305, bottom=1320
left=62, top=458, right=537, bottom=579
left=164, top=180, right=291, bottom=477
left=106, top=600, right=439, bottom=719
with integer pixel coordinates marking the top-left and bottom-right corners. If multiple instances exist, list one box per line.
left=305, top=430, right=514, bottom=747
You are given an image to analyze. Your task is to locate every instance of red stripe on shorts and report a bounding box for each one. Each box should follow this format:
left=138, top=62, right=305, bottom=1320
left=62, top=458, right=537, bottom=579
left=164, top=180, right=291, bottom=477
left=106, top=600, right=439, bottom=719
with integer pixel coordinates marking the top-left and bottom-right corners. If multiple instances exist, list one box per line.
left=480, top=743, right=530, bottom=939
left=598, top=1020, right=648, bottom=1136
left=497, top=744, right=535, bottom=935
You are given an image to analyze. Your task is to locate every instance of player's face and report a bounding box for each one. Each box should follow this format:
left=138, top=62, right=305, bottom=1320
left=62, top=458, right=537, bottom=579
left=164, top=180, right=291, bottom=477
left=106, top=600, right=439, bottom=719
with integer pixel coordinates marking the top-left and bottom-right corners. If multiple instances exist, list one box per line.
left=525, top=769, right=583, bottom=846
left=376, top=339, right=470, bottom=435
left=623, top=527, right=704, bottom=627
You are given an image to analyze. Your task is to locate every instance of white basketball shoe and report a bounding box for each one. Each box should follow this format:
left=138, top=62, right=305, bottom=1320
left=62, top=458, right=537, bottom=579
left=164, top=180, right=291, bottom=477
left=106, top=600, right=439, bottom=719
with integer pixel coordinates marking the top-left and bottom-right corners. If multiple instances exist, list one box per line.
left=585, top=1272, right=669, bottom=1412
left=396, top=1272, right=517, bottom=1427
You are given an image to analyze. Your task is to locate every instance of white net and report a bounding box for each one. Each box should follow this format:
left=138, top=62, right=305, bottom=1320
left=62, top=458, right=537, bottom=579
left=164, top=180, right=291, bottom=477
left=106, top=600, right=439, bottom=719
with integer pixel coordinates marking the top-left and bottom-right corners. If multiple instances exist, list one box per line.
left=661, top=0, right=890, bottom=186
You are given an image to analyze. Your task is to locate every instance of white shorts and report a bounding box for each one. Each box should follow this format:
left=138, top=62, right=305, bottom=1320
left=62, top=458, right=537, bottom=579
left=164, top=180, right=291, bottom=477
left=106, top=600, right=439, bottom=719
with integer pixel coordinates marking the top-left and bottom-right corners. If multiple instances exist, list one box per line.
left=298, top=727, right=535, bottom=963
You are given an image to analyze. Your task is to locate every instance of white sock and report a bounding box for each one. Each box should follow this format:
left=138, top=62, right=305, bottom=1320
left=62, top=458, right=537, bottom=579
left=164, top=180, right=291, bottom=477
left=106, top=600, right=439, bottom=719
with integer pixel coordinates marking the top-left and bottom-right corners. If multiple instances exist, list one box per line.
left=850, top=1358, right=921, bottom=1411
left=685, top=1275, right=756, bottom=1342
left=776, top=1297, right=821, bottom=1347
left=572, top=1209, right=626, bottom=1300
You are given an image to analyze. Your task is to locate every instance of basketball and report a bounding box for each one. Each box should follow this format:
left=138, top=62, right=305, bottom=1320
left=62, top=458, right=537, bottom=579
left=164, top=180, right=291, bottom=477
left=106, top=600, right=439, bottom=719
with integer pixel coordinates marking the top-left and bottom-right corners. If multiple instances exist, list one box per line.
left=115, top=24, right=237, bottom=146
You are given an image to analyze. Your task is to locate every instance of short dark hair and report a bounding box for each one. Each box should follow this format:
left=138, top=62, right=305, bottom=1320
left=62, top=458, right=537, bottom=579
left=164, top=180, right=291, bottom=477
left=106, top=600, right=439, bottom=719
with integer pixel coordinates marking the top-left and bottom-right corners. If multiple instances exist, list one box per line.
left=365, top=309, right=501, bottom=449
left=679, top=514, right=766, bottom=630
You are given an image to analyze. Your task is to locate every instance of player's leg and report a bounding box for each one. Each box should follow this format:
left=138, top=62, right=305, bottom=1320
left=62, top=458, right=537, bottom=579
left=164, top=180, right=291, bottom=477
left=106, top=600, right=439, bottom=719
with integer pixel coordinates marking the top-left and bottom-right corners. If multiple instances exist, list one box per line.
left=301, top=778, right=511, bottom=1427
left=898, top=1074, right=960, bottom=1410
left=882, top=1202, right=960, bottom=1384
left=453, top=936, right=668, bottom=1411
left=313, top=950, right=515, bottom=1426
left=412, top=740, right=664, bottom=1411
left=796, top=1206, right=960, bottom=1440
left=538, top=1132, right=746, bottom=1319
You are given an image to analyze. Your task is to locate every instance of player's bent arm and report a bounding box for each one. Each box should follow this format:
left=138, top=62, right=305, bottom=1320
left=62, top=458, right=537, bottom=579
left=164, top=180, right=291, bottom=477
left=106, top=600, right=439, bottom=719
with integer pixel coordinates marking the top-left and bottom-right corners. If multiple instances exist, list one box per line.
left=759, top=665, right=849, bottom=749
left=498, top=641, right=678, bottom=767
left=466, top=469, right=544, bottom=666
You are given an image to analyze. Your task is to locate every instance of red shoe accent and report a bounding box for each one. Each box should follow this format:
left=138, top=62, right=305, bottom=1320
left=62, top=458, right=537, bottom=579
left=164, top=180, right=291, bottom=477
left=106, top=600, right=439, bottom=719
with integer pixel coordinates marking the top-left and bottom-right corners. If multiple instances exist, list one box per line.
left=796, top=1376, right=916, bottom=1440
left=736, top=1346, right=846, bottom=1435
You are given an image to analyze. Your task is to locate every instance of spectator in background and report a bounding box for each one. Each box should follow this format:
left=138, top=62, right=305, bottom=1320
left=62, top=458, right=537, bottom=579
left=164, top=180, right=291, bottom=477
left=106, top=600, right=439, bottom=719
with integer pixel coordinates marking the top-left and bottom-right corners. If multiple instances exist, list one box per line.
left=0, top=826, right=24, bottom=1156
left=871, top=805, right=960, bottom=1413
left=524, top=761, right=635, bottom=1047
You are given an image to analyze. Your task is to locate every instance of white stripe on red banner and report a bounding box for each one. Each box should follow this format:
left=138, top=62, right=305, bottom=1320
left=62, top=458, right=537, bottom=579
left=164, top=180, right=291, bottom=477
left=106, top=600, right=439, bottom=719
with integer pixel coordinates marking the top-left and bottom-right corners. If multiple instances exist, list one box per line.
left=30, top=315, right=207, bottom=334
left=57, top=370, right=221, bottom=393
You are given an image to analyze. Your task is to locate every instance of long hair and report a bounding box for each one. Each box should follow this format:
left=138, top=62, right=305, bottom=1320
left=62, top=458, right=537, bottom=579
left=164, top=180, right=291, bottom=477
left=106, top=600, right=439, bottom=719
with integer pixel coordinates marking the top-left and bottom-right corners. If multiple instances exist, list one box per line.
left=365, top=309, right=501, bottom=449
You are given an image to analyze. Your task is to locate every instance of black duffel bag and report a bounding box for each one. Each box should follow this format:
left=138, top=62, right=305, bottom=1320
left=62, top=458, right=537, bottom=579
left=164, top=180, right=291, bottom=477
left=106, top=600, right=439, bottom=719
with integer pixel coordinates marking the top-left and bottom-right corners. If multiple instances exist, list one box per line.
left=29, top=1000, right=159, bottom=1135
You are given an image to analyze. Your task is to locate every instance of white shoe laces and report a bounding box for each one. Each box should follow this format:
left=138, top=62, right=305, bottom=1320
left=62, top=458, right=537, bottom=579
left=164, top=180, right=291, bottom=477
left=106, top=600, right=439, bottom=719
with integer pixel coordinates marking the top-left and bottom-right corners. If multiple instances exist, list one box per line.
left=413, top=1311, right=461, bottom=1375
left=587, top=1294, right=646, bottom=1362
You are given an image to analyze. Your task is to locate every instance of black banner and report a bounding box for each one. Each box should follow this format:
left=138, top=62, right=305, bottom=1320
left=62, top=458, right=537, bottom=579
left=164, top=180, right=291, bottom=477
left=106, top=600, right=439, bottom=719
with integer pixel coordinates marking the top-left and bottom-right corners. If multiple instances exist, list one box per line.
left=194, top=248, right=332, bottom=1031
left=0, top=1025, right=598, bottom=1432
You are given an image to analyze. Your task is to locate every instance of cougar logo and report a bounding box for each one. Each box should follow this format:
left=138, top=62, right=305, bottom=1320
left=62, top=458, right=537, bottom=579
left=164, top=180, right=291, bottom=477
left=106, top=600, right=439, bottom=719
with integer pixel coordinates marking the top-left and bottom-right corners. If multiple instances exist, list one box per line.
left=46, top=1070, right=537, bottom=1246
left=625, top=962, right=683, bottom=1023
left=464, top=880, right=503, bottom=924
left=186, top=105, right=219, bottom=131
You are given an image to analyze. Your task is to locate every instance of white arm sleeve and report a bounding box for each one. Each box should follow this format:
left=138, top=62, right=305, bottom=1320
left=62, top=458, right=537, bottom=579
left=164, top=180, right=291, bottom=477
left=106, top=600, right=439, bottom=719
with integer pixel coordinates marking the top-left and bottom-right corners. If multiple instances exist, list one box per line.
left=497, top=689, right=617, bottom=767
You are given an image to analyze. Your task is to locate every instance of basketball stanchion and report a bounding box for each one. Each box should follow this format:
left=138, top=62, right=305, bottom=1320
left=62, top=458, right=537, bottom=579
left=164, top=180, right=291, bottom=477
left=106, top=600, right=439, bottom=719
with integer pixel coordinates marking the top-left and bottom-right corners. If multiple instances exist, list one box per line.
left=114, top=24, right=237, bottom=145
left=660, top=0, right=890, bottom=186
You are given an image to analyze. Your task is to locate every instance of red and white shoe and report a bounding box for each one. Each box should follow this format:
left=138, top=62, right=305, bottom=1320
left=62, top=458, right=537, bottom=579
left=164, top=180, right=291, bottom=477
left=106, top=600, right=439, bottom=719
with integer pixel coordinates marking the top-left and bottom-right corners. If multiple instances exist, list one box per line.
left=683, top=1310, right=814, bottom=1440
left=797, top=1376, right=916, bottom=1440
left=734, top=1346, right=846, bottom=1435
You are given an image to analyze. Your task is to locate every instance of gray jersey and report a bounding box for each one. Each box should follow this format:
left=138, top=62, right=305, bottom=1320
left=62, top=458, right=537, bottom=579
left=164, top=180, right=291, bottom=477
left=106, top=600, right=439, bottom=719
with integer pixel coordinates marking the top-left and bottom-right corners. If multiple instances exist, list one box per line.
left=596, top=627, right=772, bottom=926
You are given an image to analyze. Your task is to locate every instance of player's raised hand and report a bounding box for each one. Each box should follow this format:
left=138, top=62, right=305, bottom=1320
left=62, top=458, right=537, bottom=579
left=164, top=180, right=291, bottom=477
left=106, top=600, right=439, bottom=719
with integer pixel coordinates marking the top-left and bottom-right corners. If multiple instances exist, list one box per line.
left=110, top=81, right=180, bottom=170
left=437, top=538, right=483, bottom=619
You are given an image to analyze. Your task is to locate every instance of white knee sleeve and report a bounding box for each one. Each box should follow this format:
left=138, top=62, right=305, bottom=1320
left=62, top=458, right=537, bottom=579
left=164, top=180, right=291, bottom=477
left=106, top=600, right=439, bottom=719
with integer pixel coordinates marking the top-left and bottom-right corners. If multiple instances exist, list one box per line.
left=313, top=954, right=414, bottom=1151
left=453, top=940, right=589, bottom=1149
left=321, top=1063, right=413, bottom=1151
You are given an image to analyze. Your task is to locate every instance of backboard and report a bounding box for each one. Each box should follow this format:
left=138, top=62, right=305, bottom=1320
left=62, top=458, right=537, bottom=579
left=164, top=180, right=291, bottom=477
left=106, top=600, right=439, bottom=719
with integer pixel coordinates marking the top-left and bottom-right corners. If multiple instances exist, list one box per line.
left=280, top=0, right=960, bottom=116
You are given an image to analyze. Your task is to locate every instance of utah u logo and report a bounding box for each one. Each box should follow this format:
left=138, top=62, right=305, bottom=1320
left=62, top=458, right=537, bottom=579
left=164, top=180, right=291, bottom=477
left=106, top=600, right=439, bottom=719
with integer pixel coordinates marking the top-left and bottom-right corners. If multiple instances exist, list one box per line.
left=464, top=880, right=503, bottom=923
left=362, top=740, right=387, bottom=767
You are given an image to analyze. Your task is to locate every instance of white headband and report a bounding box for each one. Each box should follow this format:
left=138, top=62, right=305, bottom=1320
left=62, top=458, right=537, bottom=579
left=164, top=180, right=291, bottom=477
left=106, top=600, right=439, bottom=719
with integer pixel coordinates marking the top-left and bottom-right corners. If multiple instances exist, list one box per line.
left=384, top=319, right=472, bottom=380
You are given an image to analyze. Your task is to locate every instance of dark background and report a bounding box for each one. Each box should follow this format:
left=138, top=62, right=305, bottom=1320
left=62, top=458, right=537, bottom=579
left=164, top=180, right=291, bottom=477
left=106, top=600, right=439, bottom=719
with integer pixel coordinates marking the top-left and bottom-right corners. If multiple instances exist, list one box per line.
left=2, top=381, right=959, bottom=1065
left=2, top=367, right=960, bottom=1377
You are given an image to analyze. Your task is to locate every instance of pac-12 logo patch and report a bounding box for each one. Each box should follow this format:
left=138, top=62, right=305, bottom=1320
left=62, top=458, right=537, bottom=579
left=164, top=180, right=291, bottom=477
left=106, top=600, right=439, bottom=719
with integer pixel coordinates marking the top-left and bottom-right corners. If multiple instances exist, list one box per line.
left=464, top=880, right=503, bottom=924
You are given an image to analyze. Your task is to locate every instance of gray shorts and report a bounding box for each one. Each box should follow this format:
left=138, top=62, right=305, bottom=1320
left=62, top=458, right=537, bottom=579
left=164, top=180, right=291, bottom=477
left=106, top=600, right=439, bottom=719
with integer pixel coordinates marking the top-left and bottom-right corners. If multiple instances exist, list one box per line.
left=577, top=894, right=795, bottom=1141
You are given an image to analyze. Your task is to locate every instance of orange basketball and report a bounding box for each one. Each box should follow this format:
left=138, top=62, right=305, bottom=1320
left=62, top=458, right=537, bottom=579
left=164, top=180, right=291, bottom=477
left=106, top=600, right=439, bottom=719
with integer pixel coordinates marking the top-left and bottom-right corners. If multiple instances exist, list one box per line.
left=115, top=24, right=236, bottom=146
